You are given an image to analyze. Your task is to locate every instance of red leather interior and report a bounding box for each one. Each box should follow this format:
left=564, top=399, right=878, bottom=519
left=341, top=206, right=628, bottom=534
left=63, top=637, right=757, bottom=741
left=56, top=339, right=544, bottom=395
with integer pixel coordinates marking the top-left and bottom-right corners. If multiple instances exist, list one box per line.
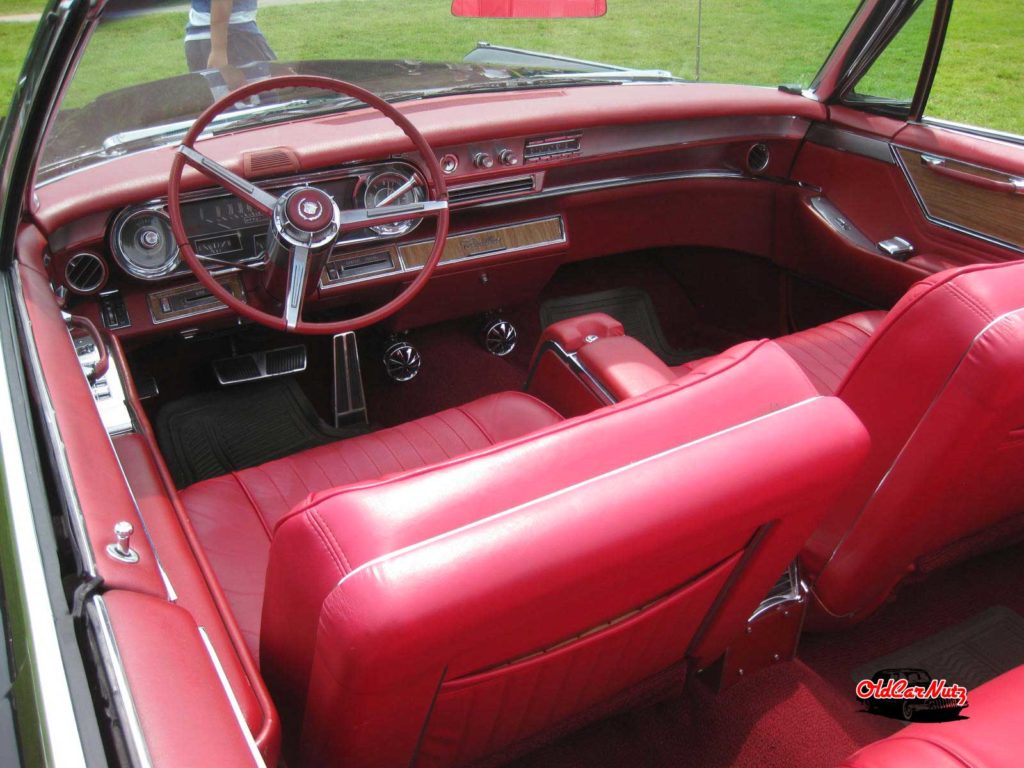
left=101, top=591, right=262, bottom=767
left=534, top=311, right=625, bottom=355
left=259, top=340, right=868, bottom=766
left=802, top=261, right=1024, bottom=625
left=577, top=334, right=676, bottom=400
left=840, top=665, right=1024, bottom=768
left=770, top=311, right=886, bottom=395
left=180, top=391, right=562, bottom=657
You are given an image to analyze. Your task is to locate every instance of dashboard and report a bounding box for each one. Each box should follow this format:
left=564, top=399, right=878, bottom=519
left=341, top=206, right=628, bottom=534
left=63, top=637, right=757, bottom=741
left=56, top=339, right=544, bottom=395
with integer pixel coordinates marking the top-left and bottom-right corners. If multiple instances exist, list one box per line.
left=35, top=85, right=823, bottom=339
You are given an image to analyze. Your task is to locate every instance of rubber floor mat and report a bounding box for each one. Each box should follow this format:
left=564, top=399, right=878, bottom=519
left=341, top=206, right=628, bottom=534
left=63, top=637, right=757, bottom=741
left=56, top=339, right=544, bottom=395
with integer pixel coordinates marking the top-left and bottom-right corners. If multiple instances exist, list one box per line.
left=540, top=287, right=712, bottom=366
left=156, top=378, right=361, bottom=488
left=851, top=605, right=1024, bottom=690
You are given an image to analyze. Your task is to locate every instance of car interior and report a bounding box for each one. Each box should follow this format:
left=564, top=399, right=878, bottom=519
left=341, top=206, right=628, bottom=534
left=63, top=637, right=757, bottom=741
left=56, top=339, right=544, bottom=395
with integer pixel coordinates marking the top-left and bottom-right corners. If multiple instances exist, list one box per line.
left=7, top=1, right=1024, bottom=766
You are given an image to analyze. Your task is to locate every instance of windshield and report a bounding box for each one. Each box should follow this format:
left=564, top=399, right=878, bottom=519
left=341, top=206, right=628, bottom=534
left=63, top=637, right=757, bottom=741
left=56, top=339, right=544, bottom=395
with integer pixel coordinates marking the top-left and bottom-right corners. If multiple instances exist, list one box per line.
left=38, top=0, right=859, bottom=182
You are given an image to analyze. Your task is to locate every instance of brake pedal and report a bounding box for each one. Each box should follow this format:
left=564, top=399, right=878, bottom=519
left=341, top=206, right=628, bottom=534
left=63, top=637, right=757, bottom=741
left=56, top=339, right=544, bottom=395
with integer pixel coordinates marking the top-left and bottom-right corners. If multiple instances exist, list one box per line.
left=212, top=344, right=307, bottom=386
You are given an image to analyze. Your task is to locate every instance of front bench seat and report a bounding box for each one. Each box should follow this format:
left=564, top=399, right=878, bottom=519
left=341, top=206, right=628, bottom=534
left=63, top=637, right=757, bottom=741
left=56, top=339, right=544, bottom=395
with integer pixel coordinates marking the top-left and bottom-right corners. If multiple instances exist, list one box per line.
left=179, top=391, right=562, bottom=656
left=260, top=341, right=869, bottom=767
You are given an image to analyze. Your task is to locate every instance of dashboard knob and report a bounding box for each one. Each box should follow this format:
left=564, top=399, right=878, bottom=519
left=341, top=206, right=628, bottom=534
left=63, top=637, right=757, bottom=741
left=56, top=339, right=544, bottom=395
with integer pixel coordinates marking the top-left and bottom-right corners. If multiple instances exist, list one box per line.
left=473, top=152, right=494, bottom=170
left=440, top=153, right=459, bottom=174
left=498, top=149, right=519, bottom=166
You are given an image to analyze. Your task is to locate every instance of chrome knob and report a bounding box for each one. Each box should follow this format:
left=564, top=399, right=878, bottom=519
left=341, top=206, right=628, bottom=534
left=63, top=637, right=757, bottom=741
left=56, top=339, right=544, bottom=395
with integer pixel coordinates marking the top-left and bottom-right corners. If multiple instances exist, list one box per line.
left=498, top=149, right=519, bottom=166
left=107, top=520, right=139, bottom=563
left=440, top=153, right=459, bottom=174
left=473, top=152, right=494, bottom=169
left=383, top=340, right=421, bottom=382
left=481, top=318, right=518, bottom=357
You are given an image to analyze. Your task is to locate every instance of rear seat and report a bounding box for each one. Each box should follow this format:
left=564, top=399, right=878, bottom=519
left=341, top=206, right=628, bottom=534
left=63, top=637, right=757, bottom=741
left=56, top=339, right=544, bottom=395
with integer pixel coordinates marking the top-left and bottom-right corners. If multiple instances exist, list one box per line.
left=840, top=665, right=1024, bottom=767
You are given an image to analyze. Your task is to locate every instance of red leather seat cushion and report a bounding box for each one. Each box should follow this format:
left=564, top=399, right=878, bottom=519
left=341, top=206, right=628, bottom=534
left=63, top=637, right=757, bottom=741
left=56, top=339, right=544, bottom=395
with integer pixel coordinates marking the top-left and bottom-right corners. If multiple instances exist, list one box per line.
left=179, top=391, right=562, bottom=656
left=674, top=311, right=887, bottom=395
left=840, top=665, right=1024, bottom=767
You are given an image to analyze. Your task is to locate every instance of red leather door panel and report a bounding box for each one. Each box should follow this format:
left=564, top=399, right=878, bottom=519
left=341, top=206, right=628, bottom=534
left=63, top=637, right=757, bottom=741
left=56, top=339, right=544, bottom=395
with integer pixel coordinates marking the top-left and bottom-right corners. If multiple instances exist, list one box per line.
left=786, top=106, right=1024, bottom=308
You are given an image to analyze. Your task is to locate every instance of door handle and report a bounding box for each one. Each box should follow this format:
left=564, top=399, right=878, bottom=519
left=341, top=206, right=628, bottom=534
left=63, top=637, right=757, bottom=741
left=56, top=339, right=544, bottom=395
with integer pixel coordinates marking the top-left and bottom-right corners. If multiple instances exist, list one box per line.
left=921, top=155, right=1024, bottom=195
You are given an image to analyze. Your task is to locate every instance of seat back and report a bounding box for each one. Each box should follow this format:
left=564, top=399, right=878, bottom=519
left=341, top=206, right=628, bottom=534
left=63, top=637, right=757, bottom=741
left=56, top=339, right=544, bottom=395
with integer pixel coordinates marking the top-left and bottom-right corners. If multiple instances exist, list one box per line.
left=804, top=260, right=1024, bottom=624
left=261, top=341, right=869, bottom=767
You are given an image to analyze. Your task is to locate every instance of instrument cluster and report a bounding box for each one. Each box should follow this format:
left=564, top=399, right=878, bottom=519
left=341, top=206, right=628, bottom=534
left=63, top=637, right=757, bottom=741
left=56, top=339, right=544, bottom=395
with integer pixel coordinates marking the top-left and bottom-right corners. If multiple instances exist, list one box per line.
left=104, top=161, right=426, bottom=283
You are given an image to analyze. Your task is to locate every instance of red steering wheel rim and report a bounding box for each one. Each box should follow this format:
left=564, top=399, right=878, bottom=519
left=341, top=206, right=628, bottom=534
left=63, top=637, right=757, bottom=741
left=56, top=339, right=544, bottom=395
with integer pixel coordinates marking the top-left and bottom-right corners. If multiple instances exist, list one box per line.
left=167, top=74, right=449, bottom=335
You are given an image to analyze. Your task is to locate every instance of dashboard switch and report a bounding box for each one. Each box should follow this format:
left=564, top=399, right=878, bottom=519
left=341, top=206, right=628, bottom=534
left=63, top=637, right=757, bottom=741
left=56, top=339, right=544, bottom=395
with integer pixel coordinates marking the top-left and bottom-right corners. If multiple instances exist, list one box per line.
left=440, top=153, right=459, bottom=174
left=498, top=149, right=519, bottom=166
left=473, top=152, right=494, bottom=169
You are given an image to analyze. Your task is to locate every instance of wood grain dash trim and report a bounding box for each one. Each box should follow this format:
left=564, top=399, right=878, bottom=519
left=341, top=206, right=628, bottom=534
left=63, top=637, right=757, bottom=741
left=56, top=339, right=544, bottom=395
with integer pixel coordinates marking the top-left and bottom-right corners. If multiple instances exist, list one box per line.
left=399, top=216, right=566, bottom=269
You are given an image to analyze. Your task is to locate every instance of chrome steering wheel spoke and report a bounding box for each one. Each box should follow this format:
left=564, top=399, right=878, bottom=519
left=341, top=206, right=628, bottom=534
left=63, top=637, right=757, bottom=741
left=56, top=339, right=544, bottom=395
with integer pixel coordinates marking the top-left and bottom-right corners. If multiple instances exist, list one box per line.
left=282, top=243, right=310, bottom=330
left=178, top=145, right=279, bottom=215
left=339, top=199, right=448, bottom=231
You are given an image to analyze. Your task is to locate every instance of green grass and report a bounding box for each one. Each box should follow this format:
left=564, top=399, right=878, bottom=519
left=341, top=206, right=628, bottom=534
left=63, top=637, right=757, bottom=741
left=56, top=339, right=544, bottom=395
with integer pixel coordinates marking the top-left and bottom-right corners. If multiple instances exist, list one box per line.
left=2, top=0, right=1022, bottom=136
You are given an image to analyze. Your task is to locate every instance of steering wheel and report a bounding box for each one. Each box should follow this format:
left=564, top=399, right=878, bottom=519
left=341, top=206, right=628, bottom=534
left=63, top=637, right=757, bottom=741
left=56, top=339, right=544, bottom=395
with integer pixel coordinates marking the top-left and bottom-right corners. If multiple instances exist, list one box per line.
left=167, top=75, right=449, bottom=334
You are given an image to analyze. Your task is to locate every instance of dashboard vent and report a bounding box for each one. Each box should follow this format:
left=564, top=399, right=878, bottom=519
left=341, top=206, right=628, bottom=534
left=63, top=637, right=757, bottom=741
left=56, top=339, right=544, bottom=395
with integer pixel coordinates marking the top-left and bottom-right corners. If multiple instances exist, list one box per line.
left=243, top=146, right=300, bottom=178
left=64, top=252, right=107, bottom=295
left=747, top=143, right=771, bottom=174
left=524, top=133, right=582, bottom=163
left=448, top=175, right=537, bottom=205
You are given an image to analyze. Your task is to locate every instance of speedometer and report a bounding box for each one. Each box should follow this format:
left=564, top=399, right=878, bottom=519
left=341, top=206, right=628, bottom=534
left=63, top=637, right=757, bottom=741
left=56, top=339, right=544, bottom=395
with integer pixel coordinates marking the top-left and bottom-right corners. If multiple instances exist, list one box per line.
left=362, top=170, right=425, bottom=237
left=110, top=208, right=180, bottom=280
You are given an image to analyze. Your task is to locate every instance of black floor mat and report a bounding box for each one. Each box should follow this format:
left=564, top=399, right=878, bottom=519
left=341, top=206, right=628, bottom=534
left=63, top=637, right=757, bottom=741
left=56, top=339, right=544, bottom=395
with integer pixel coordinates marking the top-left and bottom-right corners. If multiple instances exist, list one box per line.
left=156, top=378, right=361, bottom=488
left=539, top=287, right=712, bottom=366
left=852, top=606, right=1024, bottom=690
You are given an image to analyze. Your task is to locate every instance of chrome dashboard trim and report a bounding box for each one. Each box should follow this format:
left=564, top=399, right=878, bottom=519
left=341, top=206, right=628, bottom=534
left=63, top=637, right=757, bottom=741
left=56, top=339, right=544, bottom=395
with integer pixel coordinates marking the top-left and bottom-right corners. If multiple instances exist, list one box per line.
left=892, top=145, right=1024, bottom=256
left=12, top=266, right=98, bottom=577
left=108, top=206, right=181, bottom=281
left=87, top=595, right=154, bottom=768
left=472, top=168, right=767, bottom=210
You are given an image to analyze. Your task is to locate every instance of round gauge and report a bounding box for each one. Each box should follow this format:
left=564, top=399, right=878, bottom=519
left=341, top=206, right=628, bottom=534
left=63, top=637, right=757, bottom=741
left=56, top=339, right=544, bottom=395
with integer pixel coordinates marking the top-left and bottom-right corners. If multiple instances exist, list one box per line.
left=110, top=208, right=180, bottom=280
left=362, top=170, right=425, bottom=237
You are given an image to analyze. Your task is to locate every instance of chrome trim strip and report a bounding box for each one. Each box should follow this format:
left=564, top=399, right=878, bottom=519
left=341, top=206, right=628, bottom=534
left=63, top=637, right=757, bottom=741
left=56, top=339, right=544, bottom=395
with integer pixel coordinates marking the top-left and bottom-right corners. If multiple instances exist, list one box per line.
left=805, top=123, right=894, bottom=164
left=198, top=627, right=267, bottom=768
left=523, top=339, right=616, bottom=406
left=12, top=266, right=97, bottom=576
left=334, top=397, right=824, bottom=589
left=0, top=295, right=88, bottom=768
left=471, top=169, right=767, bottom=210
left=892, top=145, right=1024, bottom=255
left=87, top=596, right=153, bottom=768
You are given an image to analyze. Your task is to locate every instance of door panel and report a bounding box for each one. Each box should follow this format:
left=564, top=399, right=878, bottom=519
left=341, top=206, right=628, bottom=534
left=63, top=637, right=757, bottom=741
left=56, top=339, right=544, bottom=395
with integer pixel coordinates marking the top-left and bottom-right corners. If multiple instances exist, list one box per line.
left=783, top=106, right=1024, bottom=311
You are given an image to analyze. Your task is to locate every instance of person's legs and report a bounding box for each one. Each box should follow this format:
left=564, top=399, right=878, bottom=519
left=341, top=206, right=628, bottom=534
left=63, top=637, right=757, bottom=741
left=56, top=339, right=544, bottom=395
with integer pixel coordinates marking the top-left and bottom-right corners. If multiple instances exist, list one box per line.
left=185, top=29, right=275, bottom=72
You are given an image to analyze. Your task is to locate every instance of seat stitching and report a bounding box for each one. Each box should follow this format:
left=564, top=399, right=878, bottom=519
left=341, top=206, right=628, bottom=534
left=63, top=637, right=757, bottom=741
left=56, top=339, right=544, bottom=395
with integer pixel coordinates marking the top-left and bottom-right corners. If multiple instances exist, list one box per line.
left=303, top=450, right=336, bottom=488
left=408, top=416, right=455, bottom=456
left=250, top=465, right=295, bottom=523
left=230, top=471, right=273, bottom=540
left=348, top=435, right=386, bottom=476
left=390, top=425, right=429, bottom=466
left=871, top=736, right=975, bottom=767
left=430, top=409, right=481, bottom=450
left=452, top=404, right=495, bottom=444
left=946, top=282, right=994, bottom=324
left=306, top=510, right=347, bottom=575
left=368, top=431, right=411, bottom=472
left=310, top=508, right=352, bottom=574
